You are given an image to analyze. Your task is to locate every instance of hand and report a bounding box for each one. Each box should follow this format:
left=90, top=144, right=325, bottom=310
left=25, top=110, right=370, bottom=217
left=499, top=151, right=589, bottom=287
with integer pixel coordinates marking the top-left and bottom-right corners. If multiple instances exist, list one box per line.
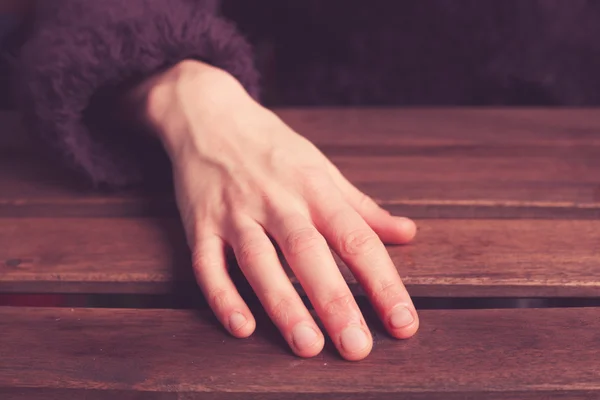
left=137, top=60, right=419, bottom=361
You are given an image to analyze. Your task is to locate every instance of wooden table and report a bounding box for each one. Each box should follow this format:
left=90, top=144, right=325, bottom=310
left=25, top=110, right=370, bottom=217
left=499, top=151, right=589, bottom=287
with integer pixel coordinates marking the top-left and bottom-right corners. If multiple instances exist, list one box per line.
left=1, top=109, right=599, bottom=399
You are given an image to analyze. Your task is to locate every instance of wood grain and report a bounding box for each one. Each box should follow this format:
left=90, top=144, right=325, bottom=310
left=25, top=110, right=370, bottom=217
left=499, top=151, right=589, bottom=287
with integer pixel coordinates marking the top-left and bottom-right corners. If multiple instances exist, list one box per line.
left=282, top=108, right=600, bottom=147
left=1, top=307, right=599, bottom=399
left=2, top=109, right=600, bottom=219
left=4, top=153, right=600, bottom=219
left=2, top=218, right=599, bottom=297
left=2, top=109, right=600, bottom=398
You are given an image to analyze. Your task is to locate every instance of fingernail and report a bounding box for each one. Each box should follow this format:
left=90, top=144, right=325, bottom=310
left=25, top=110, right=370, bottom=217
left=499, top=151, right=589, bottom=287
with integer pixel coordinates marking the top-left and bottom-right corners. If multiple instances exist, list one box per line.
left=229, top=312, right=248, bottom=332
left=292, top=323, right=320, bottom=350
left=396, top=217, right=417, bottom=233
left=340, top=326, right=370, bottom=353
left=389, top=306, right=414, bottom=329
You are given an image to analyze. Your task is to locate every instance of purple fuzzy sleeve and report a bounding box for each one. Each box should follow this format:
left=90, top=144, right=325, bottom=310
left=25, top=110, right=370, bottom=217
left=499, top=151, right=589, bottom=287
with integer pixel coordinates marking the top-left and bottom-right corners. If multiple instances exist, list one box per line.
left=16, top=0, right=259, bottom=187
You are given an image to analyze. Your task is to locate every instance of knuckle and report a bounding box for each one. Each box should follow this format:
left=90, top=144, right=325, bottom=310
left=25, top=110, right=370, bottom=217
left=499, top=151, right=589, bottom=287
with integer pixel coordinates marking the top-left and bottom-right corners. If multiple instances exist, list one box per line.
left=299, top=166, right=330, bottom=193
left=264, top=294, right=294, bottom=326
left=207, top=288, right=230, bottom=311
left=284, top=227, right=325, bottom=257
left=224, top=186, right=251, bottom=210
left=356, top=192, right=381, bottom=212
left=369, top=280, right=405, bottom=305
left=356, top=192, right=373, bottom=208
left=267, top=145, right=291, bottom=170
left=223, top=180, right=263, bottom=211
left=236, top=234, right=271, bottom=266
left=191, top=248, right=219, bottom=271
left=340, top=228, right=380, bottom=257
left=322, top=292, right=356, bottom=317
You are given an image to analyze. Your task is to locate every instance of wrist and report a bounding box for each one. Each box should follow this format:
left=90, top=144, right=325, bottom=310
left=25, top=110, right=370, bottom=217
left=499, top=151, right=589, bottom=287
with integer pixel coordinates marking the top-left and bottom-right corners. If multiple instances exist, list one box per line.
left=129, top=60, right=253, bottom=158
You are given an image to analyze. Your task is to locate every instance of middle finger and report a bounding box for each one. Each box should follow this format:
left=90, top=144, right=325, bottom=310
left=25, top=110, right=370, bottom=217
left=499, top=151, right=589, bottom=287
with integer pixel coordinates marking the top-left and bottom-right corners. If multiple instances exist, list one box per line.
left=267, top=212, right=373, bottom=361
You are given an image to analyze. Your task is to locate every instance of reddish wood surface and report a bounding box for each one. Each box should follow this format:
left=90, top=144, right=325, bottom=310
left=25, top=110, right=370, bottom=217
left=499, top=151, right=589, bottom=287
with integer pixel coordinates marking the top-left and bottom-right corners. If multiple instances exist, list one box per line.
left=2, top=110, right=600, bottom=218
left=1, top=109, right=599, bottom=296
left=2, top=109, right=600, bottom=399
left=1, top=307, right=599, bottom=399
left=2, top=218, right=599, bottom=297
left=281, top=108, right=600, bottom=147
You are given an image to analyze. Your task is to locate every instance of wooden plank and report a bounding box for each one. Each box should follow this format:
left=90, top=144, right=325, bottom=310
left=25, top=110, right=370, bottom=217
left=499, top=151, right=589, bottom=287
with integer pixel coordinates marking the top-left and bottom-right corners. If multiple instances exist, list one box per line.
left=282, top=108, right=600, bottom=147
left=2, top=218, right=599, bottom=297
left=4, top=153, right=600, bottom=219
left=6, top=109, right=600, bottom=149
left=338, top=154, right=600, bottom=218
left=284, top=107, right=600, bottom=217
left=2, top=110, right=600, bottom=218
left=2, top=390, right=596, bottom=400
left=3, top=152, right=600, bottom=218
left=1, top=307, right=599, bottom=399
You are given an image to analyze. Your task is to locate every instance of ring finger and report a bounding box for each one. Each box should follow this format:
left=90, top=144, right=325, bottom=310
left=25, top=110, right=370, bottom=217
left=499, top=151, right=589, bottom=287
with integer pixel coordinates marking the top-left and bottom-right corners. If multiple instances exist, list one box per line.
left=227, top=216, right=325, bottom=358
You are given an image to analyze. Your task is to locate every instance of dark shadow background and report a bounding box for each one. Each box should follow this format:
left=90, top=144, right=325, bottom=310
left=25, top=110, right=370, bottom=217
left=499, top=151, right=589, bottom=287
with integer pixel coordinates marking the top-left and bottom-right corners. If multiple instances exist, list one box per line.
left=4, top=0, right=600, bottom=108
left=221, top=0, right=600, bottom=107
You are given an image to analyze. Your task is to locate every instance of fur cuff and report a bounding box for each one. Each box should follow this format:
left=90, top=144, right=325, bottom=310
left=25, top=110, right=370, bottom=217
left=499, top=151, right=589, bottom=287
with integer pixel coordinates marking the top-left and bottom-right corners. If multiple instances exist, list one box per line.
left=17, top=0, right=259, bottom=187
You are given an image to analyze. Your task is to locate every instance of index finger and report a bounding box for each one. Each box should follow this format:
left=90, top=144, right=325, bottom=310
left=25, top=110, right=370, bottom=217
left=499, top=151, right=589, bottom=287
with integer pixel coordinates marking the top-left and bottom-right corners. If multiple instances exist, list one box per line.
left=308, top=189, right=419, bottom=339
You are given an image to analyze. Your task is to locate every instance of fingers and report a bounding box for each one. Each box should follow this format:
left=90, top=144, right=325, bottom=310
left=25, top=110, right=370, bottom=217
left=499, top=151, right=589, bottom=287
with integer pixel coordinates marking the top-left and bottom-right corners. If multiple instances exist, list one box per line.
left=308, top=186, right=419, bottom=340
left=227, top=217, right=324, bottom=358
left=327, top=162, right=417, bottom=244
left=267, top=212, right=373, bottom=361
left=192, top=235, right=256, bottom=338
left=351, top=192, right=417, bottom=244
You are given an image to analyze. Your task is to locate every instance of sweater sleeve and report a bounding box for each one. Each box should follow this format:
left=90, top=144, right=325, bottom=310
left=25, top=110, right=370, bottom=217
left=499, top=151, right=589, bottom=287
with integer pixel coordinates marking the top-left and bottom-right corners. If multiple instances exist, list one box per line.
left=15, top=0, right=259, bottom=187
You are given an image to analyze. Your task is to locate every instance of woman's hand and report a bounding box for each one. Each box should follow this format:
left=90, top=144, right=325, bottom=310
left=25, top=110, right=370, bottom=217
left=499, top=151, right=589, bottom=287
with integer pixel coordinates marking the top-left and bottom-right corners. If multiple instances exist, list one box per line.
left=134, top=60, right=419, bottom=361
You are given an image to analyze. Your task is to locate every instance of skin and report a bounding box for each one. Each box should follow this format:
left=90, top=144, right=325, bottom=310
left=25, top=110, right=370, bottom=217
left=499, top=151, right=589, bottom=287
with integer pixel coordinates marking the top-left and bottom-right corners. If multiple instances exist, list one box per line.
left=2, top=1, right=420, bottom=359
left=130, top=61, right=420, bottom=360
